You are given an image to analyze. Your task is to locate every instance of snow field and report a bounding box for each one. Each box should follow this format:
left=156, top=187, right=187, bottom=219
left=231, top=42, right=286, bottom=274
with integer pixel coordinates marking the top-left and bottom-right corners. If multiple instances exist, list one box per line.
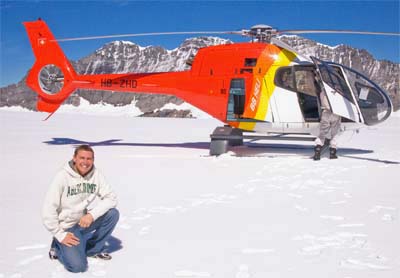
left=0, top=109, right=399, bottom=277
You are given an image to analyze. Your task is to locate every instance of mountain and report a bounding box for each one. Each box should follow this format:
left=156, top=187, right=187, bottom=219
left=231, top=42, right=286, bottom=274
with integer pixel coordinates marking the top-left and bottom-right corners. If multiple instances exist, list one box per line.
left=1, top=36, right=399, bottom=115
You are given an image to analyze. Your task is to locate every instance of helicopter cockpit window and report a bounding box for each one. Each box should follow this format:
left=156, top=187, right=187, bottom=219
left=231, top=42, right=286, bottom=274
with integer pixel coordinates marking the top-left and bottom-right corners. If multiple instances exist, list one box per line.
left=317, top=63, right=355, bottom=104
left=244, top=58, right=257, bottom=67
left=344, top=70, right=391, bottom=125
left=293, top=67, right=320, bottom=121
left=275, top=66, right=320, bottom=121
left=355, top=82, right=384, bottom=104
left=275, top=67, right=295, bottom=91
left=317, top=59, right=392, bottom=125
left=275, top=66, right=320, bottom=96
left=294, top=68, right=320, bottom=97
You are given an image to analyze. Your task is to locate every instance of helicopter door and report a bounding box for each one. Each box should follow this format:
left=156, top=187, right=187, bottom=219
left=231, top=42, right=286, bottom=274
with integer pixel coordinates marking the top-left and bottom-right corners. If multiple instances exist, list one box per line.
left=325, top=62, right=393, bottom=126
left=311, top=57, right=362, bottom=123
left=227, top=78, right=245, bottom=120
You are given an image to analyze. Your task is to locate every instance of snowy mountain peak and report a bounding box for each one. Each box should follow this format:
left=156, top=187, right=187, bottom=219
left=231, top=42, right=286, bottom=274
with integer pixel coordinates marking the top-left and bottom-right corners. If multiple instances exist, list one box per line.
left=179, top=36, right=232, bottom=48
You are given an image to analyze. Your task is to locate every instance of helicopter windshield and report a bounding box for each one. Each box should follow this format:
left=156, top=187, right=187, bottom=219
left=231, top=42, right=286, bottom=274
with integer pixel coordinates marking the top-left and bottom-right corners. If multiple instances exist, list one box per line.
left=312, top=57, right=392, bottom=126
left=326, top=62, right=392, bottom=125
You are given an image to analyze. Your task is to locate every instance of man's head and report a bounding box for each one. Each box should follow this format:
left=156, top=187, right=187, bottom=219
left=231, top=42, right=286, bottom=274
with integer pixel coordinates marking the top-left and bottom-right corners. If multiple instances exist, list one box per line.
left=73, top=145, right=94, bottom=176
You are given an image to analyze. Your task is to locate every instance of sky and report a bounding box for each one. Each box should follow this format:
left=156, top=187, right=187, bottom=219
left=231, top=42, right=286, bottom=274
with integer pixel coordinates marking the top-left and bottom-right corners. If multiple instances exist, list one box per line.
left=1, top=0, right=399, bottom=87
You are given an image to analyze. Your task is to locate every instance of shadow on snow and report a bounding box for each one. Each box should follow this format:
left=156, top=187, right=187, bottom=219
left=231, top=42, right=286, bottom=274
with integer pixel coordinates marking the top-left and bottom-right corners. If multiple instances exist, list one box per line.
left=43, top=137, right=400, bottom=164
left=43, top=137, right=210, bottom=150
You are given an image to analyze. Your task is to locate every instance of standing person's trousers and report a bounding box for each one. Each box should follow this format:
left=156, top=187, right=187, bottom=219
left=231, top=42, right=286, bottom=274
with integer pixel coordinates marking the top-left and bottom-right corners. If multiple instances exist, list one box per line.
left=315, top=109, right=341, bottom=148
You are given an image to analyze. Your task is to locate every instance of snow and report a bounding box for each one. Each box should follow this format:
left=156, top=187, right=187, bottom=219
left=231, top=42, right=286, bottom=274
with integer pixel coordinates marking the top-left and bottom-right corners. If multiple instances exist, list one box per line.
left=57, top=98, right=142, bottom=117
left=118, top=41, right=136, bottom=46
left=1, top=109, right=400, bottom=278
left=159, top=102, right=211, bottom=119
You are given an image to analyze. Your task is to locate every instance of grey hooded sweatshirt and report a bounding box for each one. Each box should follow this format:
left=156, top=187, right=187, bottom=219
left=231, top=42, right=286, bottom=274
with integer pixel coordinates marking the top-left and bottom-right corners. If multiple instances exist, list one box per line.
left=42, top=161, right=117, bottom=242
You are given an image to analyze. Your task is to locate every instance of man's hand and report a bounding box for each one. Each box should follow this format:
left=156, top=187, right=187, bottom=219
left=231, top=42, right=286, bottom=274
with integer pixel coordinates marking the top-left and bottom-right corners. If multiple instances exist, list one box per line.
left=79, top=213, right=94, bottom=228
left=61, top=232, right=80, bottom=247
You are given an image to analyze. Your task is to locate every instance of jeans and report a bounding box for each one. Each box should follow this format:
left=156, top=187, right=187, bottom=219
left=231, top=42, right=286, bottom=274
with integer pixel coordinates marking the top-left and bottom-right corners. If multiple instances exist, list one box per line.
left=52, top=208, right=119, bottom=273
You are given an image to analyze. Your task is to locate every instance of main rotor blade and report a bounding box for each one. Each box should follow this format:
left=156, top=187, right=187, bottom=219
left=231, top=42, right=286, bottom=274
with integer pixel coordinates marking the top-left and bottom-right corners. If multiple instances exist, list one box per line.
left=278, top=30, right=400, bottom=36
left=53, top=31, right=241, bottom=42
left=51, top=27, right=399, bottom=43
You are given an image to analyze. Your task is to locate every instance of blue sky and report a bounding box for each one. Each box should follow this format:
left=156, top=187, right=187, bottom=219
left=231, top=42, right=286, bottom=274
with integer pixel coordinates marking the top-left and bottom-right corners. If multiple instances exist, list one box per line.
left=1, top=0, right=399, bottom=87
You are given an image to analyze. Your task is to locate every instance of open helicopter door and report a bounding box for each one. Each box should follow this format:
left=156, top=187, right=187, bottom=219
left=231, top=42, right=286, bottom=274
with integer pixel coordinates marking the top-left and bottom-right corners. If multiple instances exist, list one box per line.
left=311, top=57, right=362, bottom=123
left=324, top=61, right=393, bottom=126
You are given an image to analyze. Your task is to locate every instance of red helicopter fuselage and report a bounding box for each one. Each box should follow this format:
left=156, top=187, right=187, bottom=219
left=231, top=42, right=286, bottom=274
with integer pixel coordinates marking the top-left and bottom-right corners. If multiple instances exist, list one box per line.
left=24, top=20, right=295, bottom=128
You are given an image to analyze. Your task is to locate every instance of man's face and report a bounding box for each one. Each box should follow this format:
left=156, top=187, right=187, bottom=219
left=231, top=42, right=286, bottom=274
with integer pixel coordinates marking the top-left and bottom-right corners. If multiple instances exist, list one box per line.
left=73, top=150, right=94, bottom=176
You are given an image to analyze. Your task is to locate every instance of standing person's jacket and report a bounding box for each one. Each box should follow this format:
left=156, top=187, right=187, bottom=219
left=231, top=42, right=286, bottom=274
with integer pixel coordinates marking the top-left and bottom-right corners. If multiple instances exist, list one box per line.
left=42, top=161, right=118, bottom=242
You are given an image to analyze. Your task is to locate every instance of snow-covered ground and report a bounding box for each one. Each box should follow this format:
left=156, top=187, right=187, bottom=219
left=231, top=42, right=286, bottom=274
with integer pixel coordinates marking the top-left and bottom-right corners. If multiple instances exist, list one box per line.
left=0, top=109, right=399, bottom=278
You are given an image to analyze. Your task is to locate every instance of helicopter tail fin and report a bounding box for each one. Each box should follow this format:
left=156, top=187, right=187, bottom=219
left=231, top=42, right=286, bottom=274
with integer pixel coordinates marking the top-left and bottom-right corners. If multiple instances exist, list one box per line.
left=23, top=19, right=77, bottom=114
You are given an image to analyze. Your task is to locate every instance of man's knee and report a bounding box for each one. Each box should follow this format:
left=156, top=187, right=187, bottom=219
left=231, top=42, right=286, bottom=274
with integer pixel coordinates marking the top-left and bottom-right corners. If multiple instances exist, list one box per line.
left=106, top=208, right=120, bottom=224
left=64, top=259, right=88, bottom=273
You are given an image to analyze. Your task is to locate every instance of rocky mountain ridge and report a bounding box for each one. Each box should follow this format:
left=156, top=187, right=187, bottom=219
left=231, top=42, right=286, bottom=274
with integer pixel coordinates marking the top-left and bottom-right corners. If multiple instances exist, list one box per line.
left=1, top=36, right=399, bottom=115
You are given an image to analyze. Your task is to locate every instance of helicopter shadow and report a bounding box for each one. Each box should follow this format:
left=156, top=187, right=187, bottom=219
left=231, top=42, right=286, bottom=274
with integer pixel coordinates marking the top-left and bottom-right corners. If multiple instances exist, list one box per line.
left=43, top=137, right=210, bottom=150
left=232, top=142, right=371, bottom=157
left=232, top=142, right=400, bottom=164
left=43, top=137, right=399, bottom=165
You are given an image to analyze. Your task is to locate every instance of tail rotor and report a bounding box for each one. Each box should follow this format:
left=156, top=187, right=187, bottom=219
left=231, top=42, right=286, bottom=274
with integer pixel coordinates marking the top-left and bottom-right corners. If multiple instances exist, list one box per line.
left=23, top=19, right=77, bottom=113
left=38, top=64, right=65, bottom=95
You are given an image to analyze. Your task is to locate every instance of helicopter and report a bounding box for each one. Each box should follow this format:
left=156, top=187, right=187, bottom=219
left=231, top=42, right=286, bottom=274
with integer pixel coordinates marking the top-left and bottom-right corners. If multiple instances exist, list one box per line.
left=23, top=19, right=399, bottom=155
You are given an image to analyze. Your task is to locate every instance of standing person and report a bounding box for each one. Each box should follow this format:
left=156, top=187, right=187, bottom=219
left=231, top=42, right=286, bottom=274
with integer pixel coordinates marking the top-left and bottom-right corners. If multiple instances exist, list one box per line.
left=313, top=87, right=342, bottom=160
left=42, top=145, right=119, bottom=273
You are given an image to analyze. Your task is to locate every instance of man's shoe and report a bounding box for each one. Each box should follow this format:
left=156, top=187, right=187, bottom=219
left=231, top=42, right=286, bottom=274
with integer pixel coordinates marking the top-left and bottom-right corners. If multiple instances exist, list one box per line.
left=330, top=148, right=338, bottom=159
left=90, top=252, right=112, bottom=260
left=49, top=248, right=58, bottom=260
left=313, top=145, right=322, bottom=160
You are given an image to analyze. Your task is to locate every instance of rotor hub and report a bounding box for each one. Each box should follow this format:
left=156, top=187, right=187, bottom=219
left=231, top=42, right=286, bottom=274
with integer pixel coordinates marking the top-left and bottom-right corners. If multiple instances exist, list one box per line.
left=248, top=24, right=277, bottom=43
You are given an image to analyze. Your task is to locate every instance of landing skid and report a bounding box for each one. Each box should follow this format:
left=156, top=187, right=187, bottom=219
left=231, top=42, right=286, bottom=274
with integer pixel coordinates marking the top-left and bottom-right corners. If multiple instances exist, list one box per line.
left=209, top=126, right=316, bottom=155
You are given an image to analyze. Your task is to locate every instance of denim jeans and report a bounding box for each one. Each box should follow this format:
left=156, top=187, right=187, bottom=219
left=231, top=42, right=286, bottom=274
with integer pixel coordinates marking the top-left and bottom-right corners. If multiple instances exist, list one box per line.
left=52, top=208, right=119, bottom=273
